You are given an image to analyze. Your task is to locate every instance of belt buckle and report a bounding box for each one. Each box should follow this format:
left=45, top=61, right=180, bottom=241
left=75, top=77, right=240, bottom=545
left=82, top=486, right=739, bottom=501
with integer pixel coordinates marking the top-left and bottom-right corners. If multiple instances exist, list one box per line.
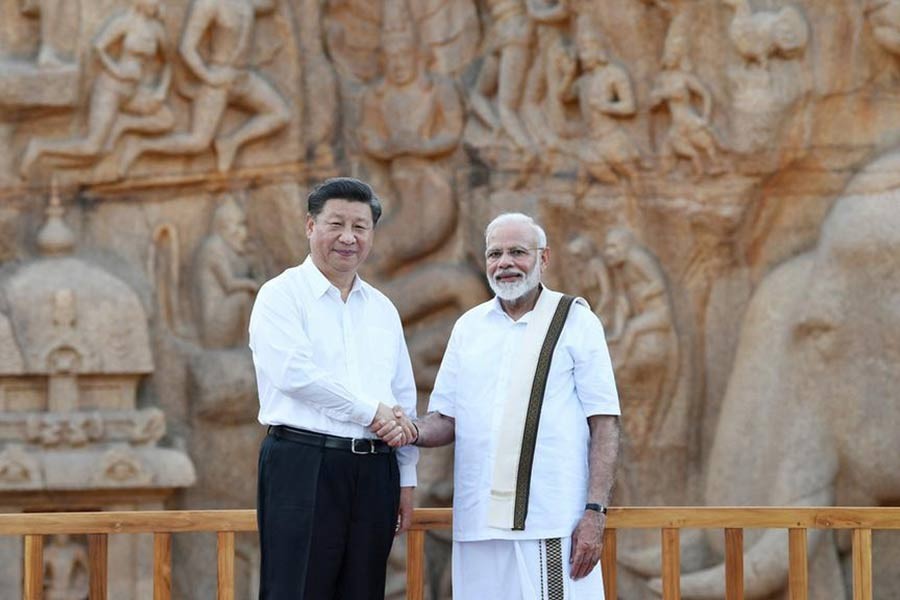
left=351, top=438, right=376, bottom=454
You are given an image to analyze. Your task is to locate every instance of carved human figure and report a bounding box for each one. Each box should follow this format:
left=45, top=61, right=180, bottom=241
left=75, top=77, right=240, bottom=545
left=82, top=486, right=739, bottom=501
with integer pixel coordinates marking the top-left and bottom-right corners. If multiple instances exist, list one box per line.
left=867, top=0, right=900, bottom=55
left=20, top=0, right=71, bottom=67
left=19, top=0, right=174, bottom=177
left=43, top=534, right=89, bottom=600
left=468, top=0, right=536, bottom=151
left=650, top=36, right=724, bottom=178
left=561, top=15, right=644, bottom=188
left=602, top=228, right=678, bottom=450
left=192, top=198, right=259, bottom=349
left=723, top=0, right=809, bottom=68
left=119, top=0, right=290, bottom=175
left=358, top=0, right=464, bottom=273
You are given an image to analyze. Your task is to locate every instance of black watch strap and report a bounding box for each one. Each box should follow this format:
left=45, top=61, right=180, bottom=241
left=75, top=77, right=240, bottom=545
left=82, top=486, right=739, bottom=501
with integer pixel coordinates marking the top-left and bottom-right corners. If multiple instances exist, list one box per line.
left=585, top=503, right=607, bottom=515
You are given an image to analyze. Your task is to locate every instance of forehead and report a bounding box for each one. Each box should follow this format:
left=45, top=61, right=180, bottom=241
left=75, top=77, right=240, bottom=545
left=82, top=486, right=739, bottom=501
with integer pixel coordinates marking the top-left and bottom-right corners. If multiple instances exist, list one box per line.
left=486, top=222, right=538, bottom=248
left=317, top=198, right=373, bottom=222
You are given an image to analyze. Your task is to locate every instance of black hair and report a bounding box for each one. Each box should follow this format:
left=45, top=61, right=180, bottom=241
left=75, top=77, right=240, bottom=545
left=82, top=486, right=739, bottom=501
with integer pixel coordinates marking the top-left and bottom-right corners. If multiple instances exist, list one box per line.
left=307, top=177, right=383, bottom=225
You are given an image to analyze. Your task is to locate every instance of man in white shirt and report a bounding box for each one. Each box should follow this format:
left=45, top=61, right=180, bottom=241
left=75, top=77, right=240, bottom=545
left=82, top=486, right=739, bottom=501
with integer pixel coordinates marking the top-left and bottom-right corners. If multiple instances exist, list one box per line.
left=250, top=177, right=418, bottom=600
left=408, top=212, right=620, bottom=599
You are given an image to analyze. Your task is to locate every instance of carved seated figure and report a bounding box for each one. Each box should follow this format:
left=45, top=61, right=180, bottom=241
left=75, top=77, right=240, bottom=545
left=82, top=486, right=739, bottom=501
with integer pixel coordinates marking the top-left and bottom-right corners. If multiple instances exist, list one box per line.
left=192, top=198, right=259, bottom=349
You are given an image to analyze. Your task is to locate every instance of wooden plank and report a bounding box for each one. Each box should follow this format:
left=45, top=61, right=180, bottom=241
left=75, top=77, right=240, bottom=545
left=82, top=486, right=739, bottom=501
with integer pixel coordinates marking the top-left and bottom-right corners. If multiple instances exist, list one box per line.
left=601, top=528, right=617, bottom=600
left=661, top=528, right=681, bottom=600
left=788, top=528, right=808, bottom=600
left=852, top=529, right=873, bottom=600
left=88, top=534, right=108, bottom=600
left=23, top=534, right=43, bottom=600
left=0, top=510, right=258, bottom=535
left=605, top=507, right=900, bottom=530
left=406, top=530, right=426, bottom=600
left=217, top=531, right=235, bottom=600
left=154, top=532, right=172, bottom=600
left=724, top=528, right=743, bottom=600
left=409, top=508, right=453, bottom=530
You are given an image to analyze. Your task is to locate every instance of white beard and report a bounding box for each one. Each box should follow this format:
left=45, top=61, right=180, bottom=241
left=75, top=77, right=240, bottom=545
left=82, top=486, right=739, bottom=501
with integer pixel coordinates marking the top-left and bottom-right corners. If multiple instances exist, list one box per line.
left=488, top=263, right=542, bottom=301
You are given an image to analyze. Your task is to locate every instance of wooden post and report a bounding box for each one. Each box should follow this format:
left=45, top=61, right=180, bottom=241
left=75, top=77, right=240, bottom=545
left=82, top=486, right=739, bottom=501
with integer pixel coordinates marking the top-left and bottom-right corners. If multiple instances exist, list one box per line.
left=23, top=534, right=43, bottom=600
left=724, top=528, right=743, bottom=600
left=154, top=533, right=172, bottom=600
left=406, top=530, right=426, bottom=600
left=601, top=528, right=617, bottom=600
left=852, top=529, right=873, bottom=600
left=217, top=531, right=235, bottom=600
left=788, top=528, right=808, bottom=600
left=661, top=528, right=681, bottom=600
left=88, top=534, right=108, bottom=600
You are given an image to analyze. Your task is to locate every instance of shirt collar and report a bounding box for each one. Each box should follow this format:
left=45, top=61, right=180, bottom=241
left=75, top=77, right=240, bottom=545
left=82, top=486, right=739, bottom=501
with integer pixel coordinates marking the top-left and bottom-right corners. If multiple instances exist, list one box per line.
left=488, top=285, right=544, bottom=323
left=301, top=255, right=370, bottom=301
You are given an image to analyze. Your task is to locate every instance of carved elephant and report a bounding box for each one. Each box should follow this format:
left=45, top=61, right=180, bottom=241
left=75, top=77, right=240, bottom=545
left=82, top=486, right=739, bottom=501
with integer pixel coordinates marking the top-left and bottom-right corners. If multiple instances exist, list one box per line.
left=642, top=152, right=900, bottom=599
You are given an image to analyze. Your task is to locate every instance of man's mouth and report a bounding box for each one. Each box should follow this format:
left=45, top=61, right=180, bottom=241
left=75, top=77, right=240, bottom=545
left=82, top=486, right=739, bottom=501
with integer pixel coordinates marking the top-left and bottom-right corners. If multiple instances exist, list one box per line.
left=334, top=249, right=356, bottom=258
left=495, top=271, right=523, bottom=283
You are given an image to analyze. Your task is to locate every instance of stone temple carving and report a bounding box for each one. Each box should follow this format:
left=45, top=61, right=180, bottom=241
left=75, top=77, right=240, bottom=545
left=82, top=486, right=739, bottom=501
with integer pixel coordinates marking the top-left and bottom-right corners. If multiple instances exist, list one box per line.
left=20, top=0, right=175, bottom=178
left=723, top=0, right=809, bottom=68
left=118, top=0, right=290, bottom=175
left=867, top=0, right=900, bottom=55
left=43, top=534, right=89, bottom=600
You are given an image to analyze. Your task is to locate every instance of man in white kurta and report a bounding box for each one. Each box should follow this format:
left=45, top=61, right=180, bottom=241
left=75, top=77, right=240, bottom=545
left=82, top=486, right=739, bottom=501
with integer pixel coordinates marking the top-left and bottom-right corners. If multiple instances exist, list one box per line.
left=409, top=213, right=620, bottom=599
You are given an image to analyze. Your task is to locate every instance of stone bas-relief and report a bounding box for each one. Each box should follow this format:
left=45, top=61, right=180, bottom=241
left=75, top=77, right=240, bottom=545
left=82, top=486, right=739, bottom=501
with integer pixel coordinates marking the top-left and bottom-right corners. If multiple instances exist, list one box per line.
left=43, top=534, right=89, bottom=600
left=3, top=0, right=900, bottom=598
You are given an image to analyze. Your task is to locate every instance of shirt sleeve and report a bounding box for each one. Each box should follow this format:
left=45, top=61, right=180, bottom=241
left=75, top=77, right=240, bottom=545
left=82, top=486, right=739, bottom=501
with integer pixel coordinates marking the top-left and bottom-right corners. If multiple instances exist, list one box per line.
left=249, top=282, right=378, bottom=427
left=391, top=315, right=419, bottom=487
left=427, top=321, right=462, bottom=418
left=570, top=305, right=621, bottom=417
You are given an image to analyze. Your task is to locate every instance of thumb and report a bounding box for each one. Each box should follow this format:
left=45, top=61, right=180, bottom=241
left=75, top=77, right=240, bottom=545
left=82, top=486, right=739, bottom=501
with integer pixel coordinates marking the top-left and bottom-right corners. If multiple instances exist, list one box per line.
left=392, top=405, right=404, bottom=417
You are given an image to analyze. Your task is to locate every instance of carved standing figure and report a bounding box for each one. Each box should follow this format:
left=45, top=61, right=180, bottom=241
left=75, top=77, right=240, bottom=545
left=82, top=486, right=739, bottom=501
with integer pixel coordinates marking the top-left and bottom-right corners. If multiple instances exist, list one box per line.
left=192, top=197, right=259, bottom=349
left=561, top=15, right=644, bottom=188
left=118, top=0, right=290, bottom=175
left=43, top=534, right=89, bottom=600
left=602, top=228, right=678, bottom=453
left=20, top=0, right=72, bottom=67
left=650, top=35, right=724, bottom=177
left=20, top=0, right=174, bottom=177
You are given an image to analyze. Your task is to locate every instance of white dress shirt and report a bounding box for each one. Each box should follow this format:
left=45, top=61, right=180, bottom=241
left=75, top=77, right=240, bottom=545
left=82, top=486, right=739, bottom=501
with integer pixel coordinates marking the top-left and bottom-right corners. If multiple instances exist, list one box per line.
left=249, top=256, right=418, bottom=486
left=428, top=294, right=620, bottom=541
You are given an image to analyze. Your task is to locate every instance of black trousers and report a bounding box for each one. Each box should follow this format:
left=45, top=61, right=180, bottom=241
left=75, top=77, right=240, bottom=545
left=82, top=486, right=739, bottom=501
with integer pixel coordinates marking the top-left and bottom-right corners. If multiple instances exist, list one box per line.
left=257, top=432, right=400, bottom=600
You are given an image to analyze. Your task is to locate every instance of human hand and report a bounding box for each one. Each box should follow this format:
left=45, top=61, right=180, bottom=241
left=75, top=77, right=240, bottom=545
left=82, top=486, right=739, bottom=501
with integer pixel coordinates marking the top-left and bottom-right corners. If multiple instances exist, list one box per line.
left=569, top=510, right=605, bottom=580
left=369, top=403, right=408, bottom=447
left=396, top=486, right=414, bottom=536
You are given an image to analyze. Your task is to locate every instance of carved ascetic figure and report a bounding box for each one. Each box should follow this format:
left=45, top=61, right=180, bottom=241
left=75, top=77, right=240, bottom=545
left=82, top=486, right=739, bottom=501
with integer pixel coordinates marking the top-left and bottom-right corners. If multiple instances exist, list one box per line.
left=19, top=0, right=174, bottom=177
left=192, top=197, right=259, bottom=349
left=43, top=534, right=89, bottom=600
left=867, top=0, right=900, bottom=55
left=119, top=0, right=290, bottom=175
left=358, top=0, right=464, bottom=273
left=20, top=0, right=71, bottom=67
left=561, top=15, right=644, bottom=188
left=723, top=0, right=809, bottom=68
left=650, top=35, right=724, bottom=178
left=602, top=228, right=678, bottom=451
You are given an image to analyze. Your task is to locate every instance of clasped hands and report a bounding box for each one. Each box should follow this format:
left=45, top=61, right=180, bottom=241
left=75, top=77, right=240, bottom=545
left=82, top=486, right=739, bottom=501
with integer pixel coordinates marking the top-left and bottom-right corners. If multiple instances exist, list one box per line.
left=369, top=403, right=417, bottom=447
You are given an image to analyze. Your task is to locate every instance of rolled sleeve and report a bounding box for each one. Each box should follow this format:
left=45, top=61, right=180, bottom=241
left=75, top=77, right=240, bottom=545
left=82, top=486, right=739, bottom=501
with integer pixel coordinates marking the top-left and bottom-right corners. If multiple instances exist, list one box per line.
left=571, top=306, right=621, bottom=417
left=427, top=324, right=461, bottom=418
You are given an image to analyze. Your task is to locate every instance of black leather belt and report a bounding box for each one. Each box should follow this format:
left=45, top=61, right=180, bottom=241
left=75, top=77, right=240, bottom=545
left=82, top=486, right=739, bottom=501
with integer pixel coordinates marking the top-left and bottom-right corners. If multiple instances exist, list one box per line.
left=268, top=425, right=393, bottom=455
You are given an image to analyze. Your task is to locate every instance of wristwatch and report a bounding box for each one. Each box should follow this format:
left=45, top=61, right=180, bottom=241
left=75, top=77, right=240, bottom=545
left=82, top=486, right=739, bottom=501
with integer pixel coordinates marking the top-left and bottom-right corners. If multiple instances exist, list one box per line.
left=585, top=503, right=608, bottom=515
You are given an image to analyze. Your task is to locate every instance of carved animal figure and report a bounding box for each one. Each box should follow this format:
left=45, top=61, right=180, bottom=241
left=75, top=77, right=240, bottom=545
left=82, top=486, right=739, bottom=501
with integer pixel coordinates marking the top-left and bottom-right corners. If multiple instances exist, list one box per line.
left=722, top=0, right=809, bottom=67
left=634, top=151, right=900, bottom=598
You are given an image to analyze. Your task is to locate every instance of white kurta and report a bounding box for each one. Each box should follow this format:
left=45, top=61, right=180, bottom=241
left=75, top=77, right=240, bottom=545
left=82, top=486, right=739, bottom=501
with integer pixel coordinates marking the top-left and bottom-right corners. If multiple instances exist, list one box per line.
left=428, top=292, right=620, bottom=541
left=249, top=255, right=418, bottom=486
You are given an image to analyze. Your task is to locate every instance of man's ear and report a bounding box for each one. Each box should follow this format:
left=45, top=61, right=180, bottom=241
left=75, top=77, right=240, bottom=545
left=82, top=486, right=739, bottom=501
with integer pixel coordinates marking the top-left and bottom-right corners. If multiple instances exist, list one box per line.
left=305, top=215, right=315, bottom=239
left=540, top=246, right=551, bottom=270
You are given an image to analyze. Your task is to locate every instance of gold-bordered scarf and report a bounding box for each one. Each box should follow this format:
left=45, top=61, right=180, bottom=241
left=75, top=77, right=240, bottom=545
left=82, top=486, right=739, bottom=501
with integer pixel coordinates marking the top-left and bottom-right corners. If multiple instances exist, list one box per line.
left=487, top=289, right=585, bottom=530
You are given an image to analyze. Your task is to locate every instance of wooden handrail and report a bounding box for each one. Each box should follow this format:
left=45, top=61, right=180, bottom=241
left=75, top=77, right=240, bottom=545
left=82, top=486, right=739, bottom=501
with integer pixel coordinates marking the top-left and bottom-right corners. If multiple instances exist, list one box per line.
left=5, top=507, right=900, bottom=599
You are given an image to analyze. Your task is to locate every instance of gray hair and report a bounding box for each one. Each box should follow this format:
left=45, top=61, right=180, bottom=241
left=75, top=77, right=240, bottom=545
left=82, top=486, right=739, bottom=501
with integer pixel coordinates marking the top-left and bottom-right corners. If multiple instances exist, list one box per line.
left=484, top=213, right=548, bottom=248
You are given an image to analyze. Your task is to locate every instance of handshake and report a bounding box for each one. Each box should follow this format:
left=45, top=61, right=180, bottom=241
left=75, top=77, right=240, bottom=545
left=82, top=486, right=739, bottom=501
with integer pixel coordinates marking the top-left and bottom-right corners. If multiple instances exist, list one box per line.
left=369, top=402, right=417, bottom=448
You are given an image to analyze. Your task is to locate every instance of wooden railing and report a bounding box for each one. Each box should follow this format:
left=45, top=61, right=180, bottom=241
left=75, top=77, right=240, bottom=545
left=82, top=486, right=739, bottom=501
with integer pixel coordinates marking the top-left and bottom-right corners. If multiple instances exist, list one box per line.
left=3, top=507, right=900, bottom=599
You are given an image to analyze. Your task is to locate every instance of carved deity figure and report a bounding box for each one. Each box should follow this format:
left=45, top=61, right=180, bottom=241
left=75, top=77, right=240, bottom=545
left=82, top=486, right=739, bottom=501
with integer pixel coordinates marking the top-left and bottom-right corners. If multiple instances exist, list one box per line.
left=119, top=0, right=290, bottom=175
left=357, top=0, right=464, bottom=272
left=20, top=0, right=174, bottom=177
left=192, top=198, right=259, bottom=349
left=561, top=15, right=644, bottom=188
left=602, top=228, right=678, bottom=452
left=650, top=35, right=724, bottom=177
left=43, top=534, right=89, bottom=600
left=469, top=0, right=537, bottom=151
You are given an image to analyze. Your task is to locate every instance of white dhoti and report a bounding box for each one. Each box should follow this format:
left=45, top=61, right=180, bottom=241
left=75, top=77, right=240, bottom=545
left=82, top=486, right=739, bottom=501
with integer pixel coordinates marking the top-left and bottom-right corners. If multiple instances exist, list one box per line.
left=452, top=538, right=605, bottom=600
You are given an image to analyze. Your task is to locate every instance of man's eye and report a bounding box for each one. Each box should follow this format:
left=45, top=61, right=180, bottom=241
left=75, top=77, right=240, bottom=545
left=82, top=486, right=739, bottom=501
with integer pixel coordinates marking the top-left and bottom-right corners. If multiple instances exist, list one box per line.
left=511, top=249, right=527, bottom=258
left=353, top=225, right=368, bottom=232
left=487, top=251, right=502, bottom=260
